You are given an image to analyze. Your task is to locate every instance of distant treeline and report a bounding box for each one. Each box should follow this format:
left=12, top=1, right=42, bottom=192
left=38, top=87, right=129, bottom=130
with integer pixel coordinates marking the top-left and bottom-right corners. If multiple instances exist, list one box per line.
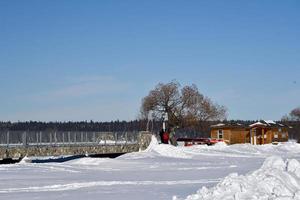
left=0, top=120, right=299, bottom=140
left=0, top=120, right=159, bottom=132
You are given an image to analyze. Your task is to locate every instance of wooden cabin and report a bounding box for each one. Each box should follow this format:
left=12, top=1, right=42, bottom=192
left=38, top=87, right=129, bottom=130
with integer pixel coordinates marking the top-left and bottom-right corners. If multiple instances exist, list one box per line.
left=211, top=120, right=289, bottom=145
left=249, top=121, right=289, bottom=145
left=210, top=123, right=250, bottom=144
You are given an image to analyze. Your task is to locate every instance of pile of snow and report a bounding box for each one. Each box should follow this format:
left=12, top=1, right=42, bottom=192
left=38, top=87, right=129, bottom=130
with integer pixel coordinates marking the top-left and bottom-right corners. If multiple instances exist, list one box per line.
left=124, top=135, right=300, bottom=160
left=182, top=156, right=300, bottom=200
left=141, top=135, right=192, bottom=159
left=143, top=135, right=160, bottom=152
left=121, top=135, right=192, bottom=159
left=19, top=156, right=31, bottom=164
left=183, top=142, right=300, bottom=158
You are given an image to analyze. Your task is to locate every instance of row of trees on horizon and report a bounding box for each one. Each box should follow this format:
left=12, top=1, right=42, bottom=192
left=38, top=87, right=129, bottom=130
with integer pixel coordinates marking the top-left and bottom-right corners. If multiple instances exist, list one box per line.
left=0, top=81, right=299, bottom=138
left=0, top=120, right=299, bottom=139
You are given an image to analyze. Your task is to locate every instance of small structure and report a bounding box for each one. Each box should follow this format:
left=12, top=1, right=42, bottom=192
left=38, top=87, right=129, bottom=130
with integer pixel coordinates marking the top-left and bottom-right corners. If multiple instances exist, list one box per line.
left=210, top=122, right=249, bottom=144
left=249, top=120, right=289, bottom=145
left=211, top=120, right=289, bottom=145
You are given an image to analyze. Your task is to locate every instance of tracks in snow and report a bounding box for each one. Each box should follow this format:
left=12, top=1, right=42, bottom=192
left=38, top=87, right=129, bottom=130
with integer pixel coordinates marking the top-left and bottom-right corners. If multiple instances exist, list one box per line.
left=0, top=179, right=220, bottom=193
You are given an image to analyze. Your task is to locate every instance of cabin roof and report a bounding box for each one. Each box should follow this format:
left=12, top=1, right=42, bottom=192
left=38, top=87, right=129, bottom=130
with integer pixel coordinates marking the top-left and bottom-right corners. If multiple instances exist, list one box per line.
left=249, top=120, right=290, bottom=128
left=211, top=122, right=247, bottom=129
left=211, top=120, right=290, bottom=129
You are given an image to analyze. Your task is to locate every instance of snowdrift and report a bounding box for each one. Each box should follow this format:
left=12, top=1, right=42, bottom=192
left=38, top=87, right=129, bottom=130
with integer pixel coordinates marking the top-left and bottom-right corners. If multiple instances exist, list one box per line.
left=120, top=135, right=193, bottom=159
left=183, top=156, right=300, bottom=200
left=143, top=135, right=192, bottom=159
left=121, top=135, right=300, bottom=160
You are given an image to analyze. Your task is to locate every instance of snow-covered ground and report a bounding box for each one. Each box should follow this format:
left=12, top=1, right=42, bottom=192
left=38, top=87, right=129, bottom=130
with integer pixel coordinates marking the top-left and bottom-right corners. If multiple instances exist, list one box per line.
left=1, top=136, right=300, bottom=200
left=183, top=156, right=300, bottom=200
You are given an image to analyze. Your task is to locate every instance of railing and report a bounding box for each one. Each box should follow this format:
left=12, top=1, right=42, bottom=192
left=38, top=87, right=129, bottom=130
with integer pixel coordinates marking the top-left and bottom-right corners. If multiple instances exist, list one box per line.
left=0, top=131, right=139, bottom=148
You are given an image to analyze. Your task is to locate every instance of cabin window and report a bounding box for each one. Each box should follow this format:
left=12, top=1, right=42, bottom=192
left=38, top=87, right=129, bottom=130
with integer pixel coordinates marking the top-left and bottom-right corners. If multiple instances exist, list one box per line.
left=274, top=133, right=278, bottom=138
left=279, top=128, right=282, bottom=132
left=218, top=130, right=223, bottom=139
left=282, top=133, right=287, bottom=138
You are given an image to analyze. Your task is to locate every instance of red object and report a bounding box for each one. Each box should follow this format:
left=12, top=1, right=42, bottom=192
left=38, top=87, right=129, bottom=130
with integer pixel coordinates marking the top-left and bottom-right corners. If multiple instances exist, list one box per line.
left=209, top=138, right=224, bottom=145
left=176, top=138, right=223, bottom=146
left=162, top=132, right=169, bottom=143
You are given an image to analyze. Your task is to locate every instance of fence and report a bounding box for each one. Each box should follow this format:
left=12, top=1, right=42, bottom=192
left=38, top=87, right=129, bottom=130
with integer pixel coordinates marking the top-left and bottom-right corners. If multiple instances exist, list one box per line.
left=0, top=131, right=139, bottom=147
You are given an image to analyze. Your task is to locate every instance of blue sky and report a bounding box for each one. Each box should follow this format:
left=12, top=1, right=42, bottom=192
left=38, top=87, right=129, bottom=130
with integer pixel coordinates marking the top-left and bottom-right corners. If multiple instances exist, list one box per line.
left=0, top=0, right=299, bottom=121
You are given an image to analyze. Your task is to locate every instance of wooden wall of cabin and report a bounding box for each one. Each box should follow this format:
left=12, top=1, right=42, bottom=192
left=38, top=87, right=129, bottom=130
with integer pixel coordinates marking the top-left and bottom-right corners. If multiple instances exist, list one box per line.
left=210, top=129, right=231, bottom=143
left=265, top=129, right=273, bottom=144
left=230, top=129, right=249, bottom=144
left=277, top=127, right=289, bottom=142
left=211, top=127, right=289, bottom=145
left=211, top=130, right=217, bottom=139
left=262, top=128, right=289, bottom=144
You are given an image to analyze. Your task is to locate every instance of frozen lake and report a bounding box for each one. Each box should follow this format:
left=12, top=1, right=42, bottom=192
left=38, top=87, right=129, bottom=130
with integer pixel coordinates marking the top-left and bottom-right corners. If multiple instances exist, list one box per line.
left=1, top=137, right=300, bottom=200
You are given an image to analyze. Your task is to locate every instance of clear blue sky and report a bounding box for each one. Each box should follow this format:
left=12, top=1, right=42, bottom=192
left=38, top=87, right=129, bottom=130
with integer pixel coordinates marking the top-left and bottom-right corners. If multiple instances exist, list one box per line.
left=0, top=0, right=299, bottom=122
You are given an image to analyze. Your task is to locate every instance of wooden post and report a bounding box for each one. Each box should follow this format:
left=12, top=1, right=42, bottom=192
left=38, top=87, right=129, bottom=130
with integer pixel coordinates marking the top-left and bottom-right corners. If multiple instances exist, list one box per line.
left=262, top=129, right=265, bottom=145
left=254, top=129, right=257, bottom=145
left=250, top=129, right=253, bottom=144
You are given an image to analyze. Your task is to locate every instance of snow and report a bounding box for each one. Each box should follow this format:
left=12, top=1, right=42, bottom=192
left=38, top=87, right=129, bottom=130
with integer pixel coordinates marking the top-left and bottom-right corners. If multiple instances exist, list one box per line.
left=264, top=120, right=276, bottom=125
left=182, top=156, right=300, bottom=200
left=249, top=122, right=267, bottom=127
left=211, top=123, right=225, bottom=127
left=1, top=136, right=300, bottom=200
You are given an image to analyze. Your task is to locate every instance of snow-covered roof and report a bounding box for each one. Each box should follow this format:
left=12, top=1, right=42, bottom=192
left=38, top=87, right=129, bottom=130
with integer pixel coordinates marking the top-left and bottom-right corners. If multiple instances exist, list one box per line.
left=249, top=122, right=267, bottom=127
left=250, top=120, right=291, bottom=128
left=212, top=120, right=290, bottom=129
left=211, top=122, right=246, bottom=129
left=211, top=123, right=225, bottom=127
left=264, top=120, right=276, bottom=125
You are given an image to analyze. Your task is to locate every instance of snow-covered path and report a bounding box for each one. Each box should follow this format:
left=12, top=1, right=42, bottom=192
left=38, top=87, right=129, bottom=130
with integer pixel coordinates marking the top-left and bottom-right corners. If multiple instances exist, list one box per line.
left=1, top=137, right=300, bottom=200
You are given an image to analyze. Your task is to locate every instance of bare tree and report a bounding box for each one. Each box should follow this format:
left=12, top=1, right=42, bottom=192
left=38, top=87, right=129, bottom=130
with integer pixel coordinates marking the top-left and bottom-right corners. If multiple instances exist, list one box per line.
left=141, top=81, right=227, bottom=128
left=290, top=107, right=300, bottom=121
left=282, top=107, right=300, bottom=121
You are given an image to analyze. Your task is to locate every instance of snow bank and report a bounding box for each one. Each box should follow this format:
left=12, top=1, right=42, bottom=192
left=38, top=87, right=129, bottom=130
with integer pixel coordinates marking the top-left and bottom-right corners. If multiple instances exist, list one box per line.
left=121, top=135, right=192, bottom=159
left=124, top=135, right=300, bottom=160
left=143, top=135, right=160, bottom=152
left=145, top=135, right=192, bottom=159
left=182, top=156, right=300, bottom=200
left=182, top=142, right=300, bottom=158
left=19, top=156, right=31, bottom=164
